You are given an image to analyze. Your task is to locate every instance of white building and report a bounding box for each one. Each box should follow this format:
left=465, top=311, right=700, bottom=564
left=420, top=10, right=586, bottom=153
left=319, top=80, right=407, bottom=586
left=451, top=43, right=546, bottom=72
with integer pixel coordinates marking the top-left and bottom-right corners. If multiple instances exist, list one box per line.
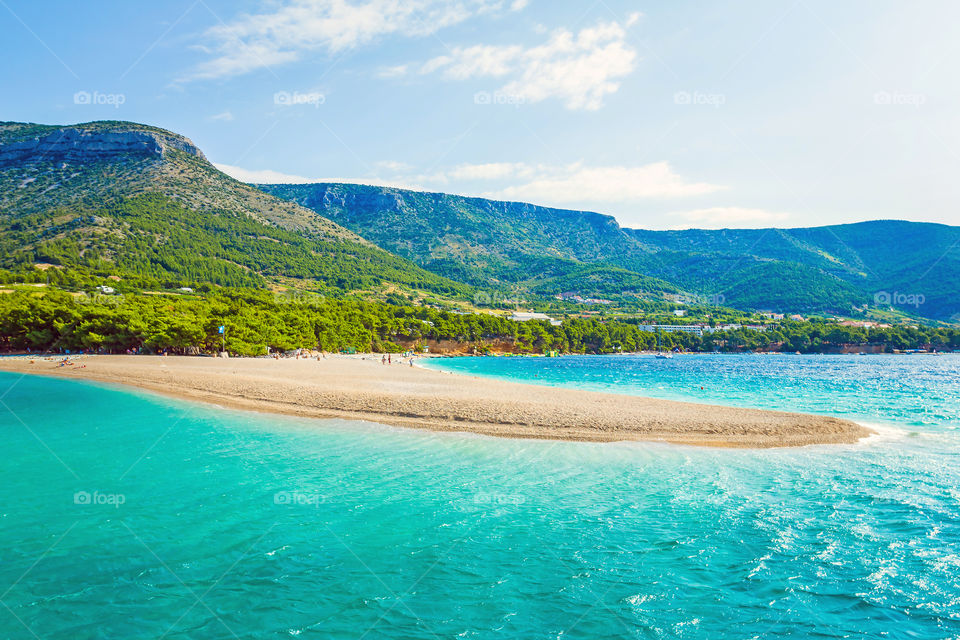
left=638, top=324, right=705, bottom=337
left=705, top=323, right=768, bottom=333
left=510, top=312, right=562, bottom=327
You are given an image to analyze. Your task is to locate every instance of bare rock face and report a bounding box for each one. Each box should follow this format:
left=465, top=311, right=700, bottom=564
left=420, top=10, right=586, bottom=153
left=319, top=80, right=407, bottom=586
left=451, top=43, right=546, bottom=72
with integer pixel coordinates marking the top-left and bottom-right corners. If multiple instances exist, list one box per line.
left=0, top=125, right=206, bottom=167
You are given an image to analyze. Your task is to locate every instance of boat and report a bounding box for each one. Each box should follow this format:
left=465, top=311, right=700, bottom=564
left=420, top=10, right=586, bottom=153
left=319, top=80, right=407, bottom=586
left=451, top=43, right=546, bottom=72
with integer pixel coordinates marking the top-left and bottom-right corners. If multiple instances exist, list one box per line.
left=655, top=328, right=673, bottom=359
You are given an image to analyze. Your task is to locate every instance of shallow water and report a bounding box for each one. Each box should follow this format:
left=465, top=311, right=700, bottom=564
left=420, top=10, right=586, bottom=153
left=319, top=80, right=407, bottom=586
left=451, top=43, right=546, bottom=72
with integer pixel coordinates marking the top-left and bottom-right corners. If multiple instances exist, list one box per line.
left=425, top=353, right=960, bottom=430
left=1, top=356, right=959, bottom=638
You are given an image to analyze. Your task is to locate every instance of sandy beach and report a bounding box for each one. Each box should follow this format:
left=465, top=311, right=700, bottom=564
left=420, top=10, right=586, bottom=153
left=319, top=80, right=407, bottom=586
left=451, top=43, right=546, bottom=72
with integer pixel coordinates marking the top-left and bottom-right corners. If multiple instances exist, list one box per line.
left=0, top=354, right=871, bottom=448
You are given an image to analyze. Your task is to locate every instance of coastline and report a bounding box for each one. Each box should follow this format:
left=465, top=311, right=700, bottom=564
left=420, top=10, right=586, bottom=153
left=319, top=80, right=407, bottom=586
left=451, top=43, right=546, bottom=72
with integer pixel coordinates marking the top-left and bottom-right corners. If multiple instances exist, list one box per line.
left=0, top=354, right=871, bottom=448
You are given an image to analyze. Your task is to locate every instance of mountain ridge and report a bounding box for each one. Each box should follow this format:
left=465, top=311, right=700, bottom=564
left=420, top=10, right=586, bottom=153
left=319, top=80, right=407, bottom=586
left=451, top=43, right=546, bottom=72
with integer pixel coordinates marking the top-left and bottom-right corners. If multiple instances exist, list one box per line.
left=0, top=119, right=955, bottom=321
left=0, top=120, right=206, bottom=165
left=0, top=120, right=470, bottom=298
left=259, top=182, right=960, bottom=320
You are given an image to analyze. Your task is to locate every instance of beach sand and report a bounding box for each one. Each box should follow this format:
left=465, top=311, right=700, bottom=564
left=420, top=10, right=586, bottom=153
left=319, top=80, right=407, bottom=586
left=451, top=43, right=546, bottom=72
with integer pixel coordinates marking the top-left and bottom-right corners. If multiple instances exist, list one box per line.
left=0, top=355, right=871, bottom=448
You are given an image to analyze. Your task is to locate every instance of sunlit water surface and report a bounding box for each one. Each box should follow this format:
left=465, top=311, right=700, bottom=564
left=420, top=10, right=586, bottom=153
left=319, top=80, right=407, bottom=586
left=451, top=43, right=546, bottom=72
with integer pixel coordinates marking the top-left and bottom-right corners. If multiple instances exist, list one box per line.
left=1, top=354, right=958, bottom=638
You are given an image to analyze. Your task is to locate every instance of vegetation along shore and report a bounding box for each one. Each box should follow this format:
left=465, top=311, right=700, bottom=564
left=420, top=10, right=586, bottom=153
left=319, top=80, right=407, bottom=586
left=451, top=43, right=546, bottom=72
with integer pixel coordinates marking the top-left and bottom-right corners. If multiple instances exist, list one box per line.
left=0, top=277, right=957, bottom=356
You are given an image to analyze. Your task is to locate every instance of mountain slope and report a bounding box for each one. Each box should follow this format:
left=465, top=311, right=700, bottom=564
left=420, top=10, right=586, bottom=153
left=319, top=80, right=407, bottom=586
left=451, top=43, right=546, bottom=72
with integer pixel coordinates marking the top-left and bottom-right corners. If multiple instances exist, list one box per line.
left=258, top=183, right=676, bottom=296
left=0, top=121, right=469, bottom=297
left=261, top=183, right=949, bottom=317
left=628, top=222, right=960, bottom=319
left=5, top=121, right=951, bottom=320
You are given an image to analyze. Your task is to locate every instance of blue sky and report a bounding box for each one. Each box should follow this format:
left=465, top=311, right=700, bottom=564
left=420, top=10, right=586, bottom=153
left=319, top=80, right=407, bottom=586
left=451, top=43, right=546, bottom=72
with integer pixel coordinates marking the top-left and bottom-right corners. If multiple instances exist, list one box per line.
left=2, top=0, right=959, bottom=229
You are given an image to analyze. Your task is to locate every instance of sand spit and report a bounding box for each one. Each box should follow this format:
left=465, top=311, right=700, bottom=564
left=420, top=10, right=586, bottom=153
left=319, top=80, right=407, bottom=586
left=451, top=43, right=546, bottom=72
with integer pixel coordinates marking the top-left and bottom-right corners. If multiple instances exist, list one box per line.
left=0, top=355, right=871, bottom=448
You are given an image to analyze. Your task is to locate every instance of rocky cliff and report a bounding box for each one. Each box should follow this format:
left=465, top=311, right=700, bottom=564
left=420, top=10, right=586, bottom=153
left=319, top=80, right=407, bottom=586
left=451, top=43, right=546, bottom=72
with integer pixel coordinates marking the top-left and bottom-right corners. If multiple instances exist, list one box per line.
left=0, top=121, right=205, bottom=167
left=0, top=120, right=355, bottom=242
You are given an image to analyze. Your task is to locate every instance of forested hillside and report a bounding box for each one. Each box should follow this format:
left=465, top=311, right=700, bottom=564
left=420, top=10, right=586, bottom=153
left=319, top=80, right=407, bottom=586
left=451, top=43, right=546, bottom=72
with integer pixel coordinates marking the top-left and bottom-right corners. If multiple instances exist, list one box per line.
left=2, top=285, right=957, bottom=356
left=261, top=182, right=959, bottom=320
left=0, top=121, right=469, bottom=299
left=2, top=120, right=955, bottom=323
left=258, top=182, right=676, bottom=297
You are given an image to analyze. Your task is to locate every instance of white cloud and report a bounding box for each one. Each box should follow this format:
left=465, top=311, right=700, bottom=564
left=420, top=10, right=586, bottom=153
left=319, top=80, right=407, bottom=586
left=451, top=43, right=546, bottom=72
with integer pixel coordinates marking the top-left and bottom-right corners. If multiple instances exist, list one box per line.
left=419, top=16, right=640, bottom=110
left=183, top=0, right=511, bottom=81
left=375, top=159, right=720, bottom=204
left=215, top=163, right=319, bottom=184
left=480, top=161, right=722, bottom=203
left=422, top=45, right=523, bottom=78
left=215, top=161, right=436, bottom=190
left=209, top=111, right=234, bottom=121
left=217, top=158, right=721, bottom=209
left=510, top=0, right=529, bottom=11
left=667, top=207, right=790, bottom=229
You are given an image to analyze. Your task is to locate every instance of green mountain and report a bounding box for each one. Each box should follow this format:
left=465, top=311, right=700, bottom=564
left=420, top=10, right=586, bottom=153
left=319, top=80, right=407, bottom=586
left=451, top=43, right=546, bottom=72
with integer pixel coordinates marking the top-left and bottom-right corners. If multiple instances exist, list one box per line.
left=4, top=120, right=952, bottom=321
left=0, top=121, right=469, bottom=298
left=259, top=183, right=960, bottom=320
left=628, top=223, right=960, bottom=319
left=257, top=183, right=676, bottom=297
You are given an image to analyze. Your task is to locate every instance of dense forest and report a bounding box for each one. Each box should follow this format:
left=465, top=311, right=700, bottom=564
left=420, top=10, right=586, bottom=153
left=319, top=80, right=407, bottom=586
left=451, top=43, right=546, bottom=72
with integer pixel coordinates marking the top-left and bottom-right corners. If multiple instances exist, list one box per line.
left=261, top=182, right=960, bottom=320
left=2, top=121, right=958, bottom=358
left=2, top=287, right=957, bottom=357
left=1, top=194, right=470, bottom=297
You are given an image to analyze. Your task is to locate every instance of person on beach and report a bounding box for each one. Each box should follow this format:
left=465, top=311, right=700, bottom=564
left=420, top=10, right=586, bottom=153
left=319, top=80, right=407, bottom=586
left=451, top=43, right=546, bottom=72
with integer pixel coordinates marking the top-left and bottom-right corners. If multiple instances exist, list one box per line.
left=388, top=354, right=392, bottom=364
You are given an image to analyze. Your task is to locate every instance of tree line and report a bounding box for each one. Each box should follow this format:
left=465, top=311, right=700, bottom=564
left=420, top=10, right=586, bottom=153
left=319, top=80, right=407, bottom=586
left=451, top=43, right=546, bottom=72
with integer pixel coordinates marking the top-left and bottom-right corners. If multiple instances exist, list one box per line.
left=1, top=289, right=957, bottom=356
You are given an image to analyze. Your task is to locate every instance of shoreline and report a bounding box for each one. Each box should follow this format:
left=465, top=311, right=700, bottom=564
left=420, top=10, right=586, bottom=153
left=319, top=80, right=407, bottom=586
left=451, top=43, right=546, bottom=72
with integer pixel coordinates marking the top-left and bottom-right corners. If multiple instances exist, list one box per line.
left=0, top=354, right=872, bottom=448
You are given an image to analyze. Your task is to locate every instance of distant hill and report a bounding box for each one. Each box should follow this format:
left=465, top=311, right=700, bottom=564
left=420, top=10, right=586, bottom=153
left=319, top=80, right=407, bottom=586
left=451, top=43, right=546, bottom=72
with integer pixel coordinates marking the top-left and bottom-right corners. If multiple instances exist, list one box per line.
left=3, top=120, right=953, bottom=320
left=0, top=121, right=469, bottom=297
left=628, top=222, right=960, bottom=319
left=257, top=183, right=676, bottom=297
left=259, top=182, right=960, bottom=319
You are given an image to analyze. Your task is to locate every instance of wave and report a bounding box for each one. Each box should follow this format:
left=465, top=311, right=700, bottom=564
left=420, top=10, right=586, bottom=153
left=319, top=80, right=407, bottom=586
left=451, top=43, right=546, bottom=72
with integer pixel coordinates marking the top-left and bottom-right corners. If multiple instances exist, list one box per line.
left=854, top=421, right=911, bottom=446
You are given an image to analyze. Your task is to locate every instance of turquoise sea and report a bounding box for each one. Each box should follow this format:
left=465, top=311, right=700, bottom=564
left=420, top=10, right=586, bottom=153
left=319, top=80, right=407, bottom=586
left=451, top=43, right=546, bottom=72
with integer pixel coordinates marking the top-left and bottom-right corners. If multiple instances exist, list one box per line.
left=1, top=354, right=959, bottom=639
